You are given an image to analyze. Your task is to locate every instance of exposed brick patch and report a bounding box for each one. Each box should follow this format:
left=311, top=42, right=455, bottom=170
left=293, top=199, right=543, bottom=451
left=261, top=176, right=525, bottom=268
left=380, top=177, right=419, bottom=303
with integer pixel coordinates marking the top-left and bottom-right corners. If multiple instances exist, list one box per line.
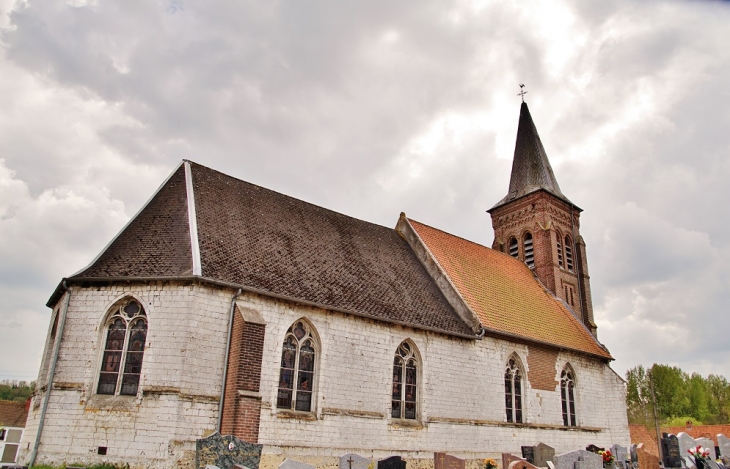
left=527, top=345, right=558, bottom=391
left=221, top=306, right=265, bottom=442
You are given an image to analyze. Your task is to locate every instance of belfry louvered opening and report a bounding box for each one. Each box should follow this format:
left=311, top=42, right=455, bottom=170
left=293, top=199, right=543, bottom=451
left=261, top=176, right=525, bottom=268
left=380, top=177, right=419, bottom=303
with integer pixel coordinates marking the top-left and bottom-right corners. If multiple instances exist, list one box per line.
left=523, top=233, right=534, bottom=268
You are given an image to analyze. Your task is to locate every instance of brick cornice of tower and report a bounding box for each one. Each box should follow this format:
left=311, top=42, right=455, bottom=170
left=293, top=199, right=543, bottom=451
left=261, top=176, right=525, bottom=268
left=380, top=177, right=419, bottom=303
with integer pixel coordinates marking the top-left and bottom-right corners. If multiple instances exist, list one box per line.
left=490, top=190, right=580, bottom=239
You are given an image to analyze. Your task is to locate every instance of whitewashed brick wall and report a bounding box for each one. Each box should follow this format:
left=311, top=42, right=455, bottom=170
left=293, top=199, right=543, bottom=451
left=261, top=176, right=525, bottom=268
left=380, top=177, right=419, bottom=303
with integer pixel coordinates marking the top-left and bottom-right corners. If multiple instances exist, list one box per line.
left=20, top=283, right=629, bottom=469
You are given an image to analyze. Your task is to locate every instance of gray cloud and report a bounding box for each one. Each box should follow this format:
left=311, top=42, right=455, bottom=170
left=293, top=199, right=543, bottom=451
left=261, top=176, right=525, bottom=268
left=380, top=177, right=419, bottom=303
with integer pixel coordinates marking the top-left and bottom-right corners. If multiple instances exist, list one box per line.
left=1, top=0, right=729, bottom=381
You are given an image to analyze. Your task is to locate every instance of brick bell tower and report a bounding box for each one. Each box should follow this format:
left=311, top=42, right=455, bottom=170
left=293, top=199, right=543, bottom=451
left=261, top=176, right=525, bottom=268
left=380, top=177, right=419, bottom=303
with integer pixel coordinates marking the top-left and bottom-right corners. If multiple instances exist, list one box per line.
left=488, top=101, right=597, bottom=337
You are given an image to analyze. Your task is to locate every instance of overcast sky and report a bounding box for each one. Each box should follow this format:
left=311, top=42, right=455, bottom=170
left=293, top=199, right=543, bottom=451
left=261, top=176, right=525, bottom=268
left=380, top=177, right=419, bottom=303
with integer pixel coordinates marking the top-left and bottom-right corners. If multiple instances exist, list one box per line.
left=1, top=0, right=729, bottom=384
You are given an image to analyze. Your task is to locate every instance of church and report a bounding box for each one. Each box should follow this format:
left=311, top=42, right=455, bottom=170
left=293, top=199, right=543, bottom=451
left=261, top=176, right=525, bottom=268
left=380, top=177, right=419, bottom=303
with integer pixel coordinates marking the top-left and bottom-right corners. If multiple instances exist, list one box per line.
left=19, top=102, right=630, bottom=469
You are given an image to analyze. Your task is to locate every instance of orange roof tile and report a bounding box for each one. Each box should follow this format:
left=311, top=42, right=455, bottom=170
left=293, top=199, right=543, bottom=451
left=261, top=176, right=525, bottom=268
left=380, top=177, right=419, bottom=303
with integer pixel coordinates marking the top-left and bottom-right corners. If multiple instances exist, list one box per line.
left=409, top=219, right=611, bottom=359
left=630, top=424, right=660, bottom=457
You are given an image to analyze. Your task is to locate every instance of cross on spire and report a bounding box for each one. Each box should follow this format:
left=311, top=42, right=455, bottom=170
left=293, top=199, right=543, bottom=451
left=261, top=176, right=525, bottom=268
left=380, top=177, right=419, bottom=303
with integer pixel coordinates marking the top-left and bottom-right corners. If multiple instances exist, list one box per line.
left=517, top=84, right=528, bottom=102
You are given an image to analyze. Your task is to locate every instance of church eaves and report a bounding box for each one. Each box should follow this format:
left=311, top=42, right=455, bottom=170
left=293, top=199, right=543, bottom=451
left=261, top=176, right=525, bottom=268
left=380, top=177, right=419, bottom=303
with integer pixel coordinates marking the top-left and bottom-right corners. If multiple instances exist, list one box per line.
left=491, top=102, right=578, bottom=211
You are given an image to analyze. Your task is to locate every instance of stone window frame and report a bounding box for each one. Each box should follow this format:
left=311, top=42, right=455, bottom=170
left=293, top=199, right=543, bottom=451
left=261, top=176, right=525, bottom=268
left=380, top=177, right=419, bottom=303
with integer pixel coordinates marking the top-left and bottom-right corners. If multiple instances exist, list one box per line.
left=560, top=363, right=577, bottom=426
left=504, top=353, right=525, bottom=424
left=390, top=339, right=422, bottom=423
left=276, top=318, right=320, bottom=415
left=94, top=296, right=148, bottom=397
left=523, top=231, right=535, bottom=268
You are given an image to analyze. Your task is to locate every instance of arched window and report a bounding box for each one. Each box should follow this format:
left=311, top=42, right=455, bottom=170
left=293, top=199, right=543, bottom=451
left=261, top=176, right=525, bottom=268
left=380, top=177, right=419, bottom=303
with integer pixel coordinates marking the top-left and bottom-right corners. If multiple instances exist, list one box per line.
left=565, top=235, right=574, bottom=272
left=504, top=356, right=523, bottom=423
left=560, top=366, right=577, bottom=426
left=556, top=233, right=564, bottom=268
left=509, top=237, right=519, bottom=259
left=277, top=320, right=317, bottom=412
left=392, top=341, right=419, bottom=420
left=98, top=299, right=148, bottom=396
left=523, top=232, right=534, bottom=268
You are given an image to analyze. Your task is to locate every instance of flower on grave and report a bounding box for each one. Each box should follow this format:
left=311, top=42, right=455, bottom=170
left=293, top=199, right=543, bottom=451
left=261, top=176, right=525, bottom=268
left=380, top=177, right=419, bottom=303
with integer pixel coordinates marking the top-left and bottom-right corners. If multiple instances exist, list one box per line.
left=598, top=450, right=615, bottom=466
left=688, top=445, right=710, bottom=460
left=484, top=458, right=498, bottom=469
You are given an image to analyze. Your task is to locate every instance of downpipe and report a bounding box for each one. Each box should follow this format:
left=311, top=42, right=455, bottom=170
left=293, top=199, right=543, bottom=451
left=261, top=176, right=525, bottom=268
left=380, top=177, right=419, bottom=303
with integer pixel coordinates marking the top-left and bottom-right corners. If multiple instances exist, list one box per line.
left=217, top=288, right=242, bottom=433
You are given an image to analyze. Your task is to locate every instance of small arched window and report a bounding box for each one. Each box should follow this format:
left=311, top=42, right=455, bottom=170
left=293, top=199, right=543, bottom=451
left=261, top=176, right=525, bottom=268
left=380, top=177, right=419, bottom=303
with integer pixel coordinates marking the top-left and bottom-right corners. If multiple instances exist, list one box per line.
left=523, top=232, right=534, bottom=268
left=560, top=366, right=577, bottom=426
left=556, top=233, right=564, bottom=268
left=504, top=357, right=523, bottom=423
left=392, top=341, right=419, bottom=420
left=277, top=320, right=317, bottom=412
left=509, top=237, right=519, bottom=259
left=565, top=235, right=574, bottom=272
left=98, top=299, right=147, bottom=396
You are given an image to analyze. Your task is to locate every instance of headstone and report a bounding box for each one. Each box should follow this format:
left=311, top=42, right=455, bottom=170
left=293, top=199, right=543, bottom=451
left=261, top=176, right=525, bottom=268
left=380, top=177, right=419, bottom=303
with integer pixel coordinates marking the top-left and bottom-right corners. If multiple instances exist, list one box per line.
left=585, top=445, right=604, bottom=454
left=663, top=434, right=683, bottom=468
left=341, top=454, right=373, bottom=469
left=378, top=456, right=406, bottom=469
left=679, top=433, right=700, bottom=458
left=534, top=444, right=556, bottom=468
left=547, top=463, right=556, bottom=469
left=696, top=438, right=717, bottom=460
left=683, top=456, right=697, bottom=469
left=435, top=453, right=465, bottom=469
left=554, top=450, right=602, bottom=469
left=279, top=459, right=316, bottom=469
left=522, top=447, right=536, bottom=464
left=722, top=457, right=730, bottom=468
left=509, top=461, right=542, bottom=469
left=504, top=454, right=525, bottom=469
left=611, top=445, right=629, bottom=464
left=195, top=433, right=264, bottom=469
left=707, top=460, right=722, bottom=469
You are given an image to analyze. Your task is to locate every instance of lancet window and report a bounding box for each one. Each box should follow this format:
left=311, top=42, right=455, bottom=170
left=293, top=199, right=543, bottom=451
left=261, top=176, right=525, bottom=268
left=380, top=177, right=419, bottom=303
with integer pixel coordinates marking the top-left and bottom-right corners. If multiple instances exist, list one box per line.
left=560, top=366, right=577, bottom=426
left=565, top=235, right=574, bottom=272
left=504, top=356, right=523, bottom=423
left=277, top=320, right=317, bottom=412
left=523, top=232, right=534, bottom=268
left=392, top=341, right=419, bottom=420
left=557, top=234, right=564, bottom=268
left=97, top=299, right=148, bottom=396
left=509, top=237, right=519, bottom=259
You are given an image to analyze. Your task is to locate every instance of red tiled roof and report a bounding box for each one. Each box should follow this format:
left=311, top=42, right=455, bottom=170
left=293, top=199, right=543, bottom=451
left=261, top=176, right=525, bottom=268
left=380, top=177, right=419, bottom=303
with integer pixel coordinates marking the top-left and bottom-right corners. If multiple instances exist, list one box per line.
left=630, top=424, right=659, bottom=457
left=409, top=219, right=612, bottom=359
left=662, top=425, right=730, bottom=446
left=0, top=400, right=28, bottom=427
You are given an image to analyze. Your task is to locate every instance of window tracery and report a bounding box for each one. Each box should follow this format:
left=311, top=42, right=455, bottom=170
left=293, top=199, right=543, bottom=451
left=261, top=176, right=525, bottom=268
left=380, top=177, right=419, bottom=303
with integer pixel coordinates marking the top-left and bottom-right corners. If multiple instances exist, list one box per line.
left=97, top=299, right=147, bottom=396
left=391, top=341, right=418, bottom=420
left=560, top=366, right=577, bottom=426
left=277, top=320, right=317, bottom=412
left=504, top=357, right=523, bottom=423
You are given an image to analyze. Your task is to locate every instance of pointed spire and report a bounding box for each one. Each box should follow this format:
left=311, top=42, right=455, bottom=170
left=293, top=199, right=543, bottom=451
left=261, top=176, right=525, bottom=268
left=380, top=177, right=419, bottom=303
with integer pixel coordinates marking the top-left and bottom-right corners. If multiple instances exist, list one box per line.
left=491, top=102, right=576, bottom=210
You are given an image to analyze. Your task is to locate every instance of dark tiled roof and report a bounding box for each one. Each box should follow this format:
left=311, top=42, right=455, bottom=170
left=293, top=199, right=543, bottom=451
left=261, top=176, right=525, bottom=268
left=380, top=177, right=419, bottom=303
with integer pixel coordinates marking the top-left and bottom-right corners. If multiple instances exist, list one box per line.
left=492, top=102, right=577, bottom=210
left=0, top=400, right=28, bottom=427
left=409, top=219, right=611, bottom=359
left=191, top=163, right=473, bottom=337
left=73, top=165, right=193, bottom=278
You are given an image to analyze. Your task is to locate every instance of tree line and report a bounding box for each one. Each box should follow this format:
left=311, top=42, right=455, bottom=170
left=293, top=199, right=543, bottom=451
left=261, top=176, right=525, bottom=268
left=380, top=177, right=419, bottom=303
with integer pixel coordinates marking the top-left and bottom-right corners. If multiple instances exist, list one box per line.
left=0, top=381, right=34, bottom=403
left=626, top=365, right=730, bottom=426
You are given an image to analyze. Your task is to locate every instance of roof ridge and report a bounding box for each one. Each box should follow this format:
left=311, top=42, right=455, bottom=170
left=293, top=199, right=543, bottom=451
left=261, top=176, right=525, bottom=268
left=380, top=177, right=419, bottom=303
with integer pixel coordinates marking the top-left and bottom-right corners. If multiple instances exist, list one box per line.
left=188, top=160, right=397, bottom=234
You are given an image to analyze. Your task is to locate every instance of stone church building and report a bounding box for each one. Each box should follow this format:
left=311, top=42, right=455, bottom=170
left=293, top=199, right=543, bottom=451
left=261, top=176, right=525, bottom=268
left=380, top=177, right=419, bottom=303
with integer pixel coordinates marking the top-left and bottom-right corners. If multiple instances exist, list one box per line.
left=19, top=102, right=629, bottom=468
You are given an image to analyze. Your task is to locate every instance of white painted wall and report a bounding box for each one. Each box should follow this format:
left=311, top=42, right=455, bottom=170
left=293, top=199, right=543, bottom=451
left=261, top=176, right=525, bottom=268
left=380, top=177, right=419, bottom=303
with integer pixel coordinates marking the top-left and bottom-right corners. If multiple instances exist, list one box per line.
left=20, top=283, right=629, bottom=469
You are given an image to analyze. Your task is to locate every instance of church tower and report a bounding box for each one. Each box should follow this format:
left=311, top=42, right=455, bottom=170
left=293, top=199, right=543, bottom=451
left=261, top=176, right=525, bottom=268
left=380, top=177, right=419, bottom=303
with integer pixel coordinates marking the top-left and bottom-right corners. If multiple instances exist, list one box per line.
left=488, top=101, right=597, bottom=337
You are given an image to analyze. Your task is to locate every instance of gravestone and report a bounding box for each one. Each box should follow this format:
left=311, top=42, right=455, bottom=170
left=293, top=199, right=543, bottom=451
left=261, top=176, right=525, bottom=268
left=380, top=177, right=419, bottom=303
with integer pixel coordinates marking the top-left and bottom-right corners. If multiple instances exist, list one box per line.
left=522, top=447, right=535, bottom=465
left=504, top=453, right=525, bottom=469
left=533, top=443, right=556, bottom=467
left=341, top=454, right=373, bottom=469
left=683, top=456, right=697, bottom=469
left=679, top=432, right=699, bottom=458
left=435, top=453, right=466, bottom=469
left=509, top=461, right=542, bottom=469
left=279, top=459, right=316, bottom=469
left=554, top=450, right=602, bottom=469
left=696, top=438, right=717, bottom=460
left=196, top=433, right=263, bottom=469
left=378, top=456, right=406, bottom=469
left=723, top=457, right=730, bottom=468
left=720, top=436, right=730, bottom=458
left=611, top=445, right=629, bottom=464
left=662, top=434, right=682, bottom=468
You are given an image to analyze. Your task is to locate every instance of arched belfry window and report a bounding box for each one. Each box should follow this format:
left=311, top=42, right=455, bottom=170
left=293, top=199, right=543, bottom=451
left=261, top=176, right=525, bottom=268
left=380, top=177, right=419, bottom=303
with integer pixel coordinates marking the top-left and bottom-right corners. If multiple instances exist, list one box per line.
left=392, top=341, right=419, bottom=420
left=523, top=232, right=534, bottom=268
left=565, top=235, right=574, bottom=272
left=277, top=320, right=317, bottom=412
left=557, top=233, right=564, bottom=268
left=504, top=356, right=523, bottom=423
left=560, top=366, right=577, bottom=426
left=98, top=299, right=147, bottom=396
left=509, top=237, right=519, bottom=259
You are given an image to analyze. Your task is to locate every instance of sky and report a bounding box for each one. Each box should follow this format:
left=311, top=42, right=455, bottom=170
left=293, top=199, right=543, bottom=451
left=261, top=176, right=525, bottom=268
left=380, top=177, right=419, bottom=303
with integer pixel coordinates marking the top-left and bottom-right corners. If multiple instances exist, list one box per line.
left=1, top=0, right=729, bottom=384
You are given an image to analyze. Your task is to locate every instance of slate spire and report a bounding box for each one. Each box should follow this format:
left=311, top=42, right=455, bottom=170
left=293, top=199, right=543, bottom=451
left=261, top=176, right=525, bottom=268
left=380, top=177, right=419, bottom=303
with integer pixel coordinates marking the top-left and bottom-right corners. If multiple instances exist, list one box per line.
left=492, top=102, right=575, bottom=209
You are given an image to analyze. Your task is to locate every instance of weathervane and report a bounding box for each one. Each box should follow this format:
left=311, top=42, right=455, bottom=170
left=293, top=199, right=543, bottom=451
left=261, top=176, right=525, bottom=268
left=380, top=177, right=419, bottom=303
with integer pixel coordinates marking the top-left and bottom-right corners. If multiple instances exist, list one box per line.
left=517, top=83, right=527, bottom=102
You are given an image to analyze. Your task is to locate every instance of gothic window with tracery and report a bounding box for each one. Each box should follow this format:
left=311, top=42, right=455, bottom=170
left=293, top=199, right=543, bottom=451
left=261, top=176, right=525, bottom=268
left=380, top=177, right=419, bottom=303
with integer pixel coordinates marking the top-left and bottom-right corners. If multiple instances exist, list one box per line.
left=523, top=232, right=534, bottom=268
left=560, top=366, right=577, bottom=426
left=98, top=299, right=147, bottom=396
left=392, top=341, right=418, bottom=420
left=504, top=357, right=523, bottom=423
left=565, top=235, right=574, bottom=272
left=277, top=320, right=317, bottom=412
left=509, top=237, right=519, bottom=259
